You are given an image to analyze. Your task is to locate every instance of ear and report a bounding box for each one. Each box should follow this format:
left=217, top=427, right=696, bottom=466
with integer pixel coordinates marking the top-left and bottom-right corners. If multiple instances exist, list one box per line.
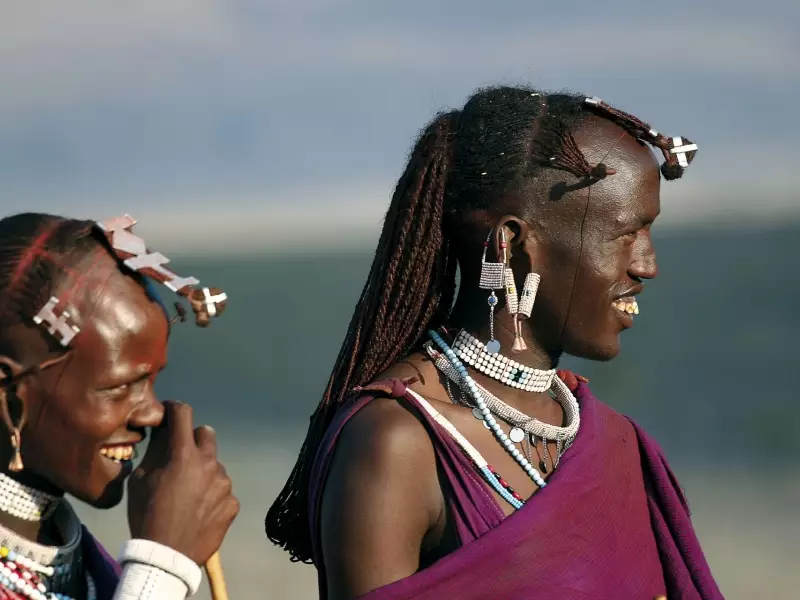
left=492, top=215, right=537, bottom=265
left=0, top=356, right=29, bottom=435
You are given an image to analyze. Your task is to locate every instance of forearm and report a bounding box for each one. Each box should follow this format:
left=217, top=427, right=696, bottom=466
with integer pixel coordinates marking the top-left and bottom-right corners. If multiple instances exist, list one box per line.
left=113, top=539, right=202, bottom=600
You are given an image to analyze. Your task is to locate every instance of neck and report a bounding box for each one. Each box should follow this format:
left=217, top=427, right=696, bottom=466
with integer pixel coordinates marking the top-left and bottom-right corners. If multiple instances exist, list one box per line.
left=448, top=297, right=560, bottom=371
left=445, top=300, right=563, bottom=419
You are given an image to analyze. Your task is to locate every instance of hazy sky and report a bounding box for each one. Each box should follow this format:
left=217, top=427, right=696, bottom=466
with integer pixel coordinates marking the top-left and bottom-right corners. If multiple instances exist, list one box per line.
left=2, top=1, right=798, bottom=252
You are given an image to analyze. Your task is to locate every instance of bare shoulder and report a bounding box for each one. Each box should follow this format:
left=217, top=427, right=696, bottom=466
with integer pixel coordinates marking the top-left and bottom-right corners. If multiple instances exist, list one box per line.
left=330, top=394, right=438, bottom=488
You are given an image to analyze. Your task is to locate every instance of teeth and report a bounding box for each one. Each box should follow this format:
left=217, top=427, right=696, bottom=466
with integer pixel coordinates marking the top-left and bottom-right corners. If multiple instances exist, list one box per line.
left=612, top=298, right=639, bottom=315
left=100, top=445, right=134, bottom=462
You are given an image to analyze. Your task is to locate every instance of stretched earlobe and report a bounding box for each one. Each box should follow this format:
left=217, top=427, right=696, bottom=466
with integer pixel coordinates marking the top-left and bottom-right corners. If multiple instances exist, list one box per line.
left=0, top=356, right=28, bottom=472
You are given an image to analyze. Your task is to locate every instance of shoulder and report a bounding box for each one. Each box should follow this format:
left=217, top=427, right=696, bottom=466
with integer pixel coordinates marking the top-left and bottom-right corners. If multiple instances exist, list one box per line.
left=332, top=394, right=438, bottom=484
left=319, top=392, right=443, bottom=597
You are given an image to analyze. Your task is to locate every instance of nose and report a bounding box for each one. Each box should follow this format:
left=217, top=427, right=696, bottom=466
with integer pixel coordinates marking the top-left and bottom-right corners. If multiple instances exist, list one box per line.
left=628, top=234, right=658, bottom=281
left=128, top=390, right=165, bottom=429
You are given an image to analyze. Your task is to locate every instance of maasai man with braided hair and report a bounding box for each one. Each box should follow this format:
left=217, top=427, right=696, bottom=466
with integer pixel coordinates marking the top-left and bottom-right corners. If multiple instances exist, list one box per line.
left=267, top=89, right=722, bottom=599
left=0, top=213, right=237, bottom=600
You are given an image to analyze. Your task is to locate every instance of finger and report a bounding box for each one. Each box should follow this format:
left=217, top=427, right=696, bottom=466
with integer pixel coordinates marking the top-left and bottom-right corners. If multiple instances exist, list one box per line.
left=136, top=414, right=171, bottom=472
left=164, top=401, right=196, bottom=454
left=194, top=425, right=217, bottom=454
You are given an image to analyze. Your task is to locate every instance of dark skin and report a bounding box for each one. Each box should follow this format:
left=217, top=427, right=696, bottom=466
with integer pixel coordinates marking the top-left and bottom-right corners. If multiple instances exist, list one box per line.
left=320, top=117, right=661, bottom=599
left=0, top=250, right=238, bottom=580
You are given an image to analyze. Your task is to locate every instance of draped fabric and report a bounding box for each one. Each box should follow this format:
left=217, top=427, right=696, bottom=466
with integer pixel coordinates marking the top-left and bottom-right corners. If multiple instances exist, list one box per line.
left=80, top=526, right=121, bottom=600
left=309, top=376, right=723, bottom=599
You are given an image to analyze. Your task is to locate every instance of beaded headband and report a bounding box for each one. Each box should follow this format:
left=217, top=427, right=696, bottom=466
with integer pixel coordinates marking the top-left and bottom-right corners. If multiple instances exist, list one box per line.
left=32, top=214, right=228, bottom=347
left=583, top=96, right=698, bottom=175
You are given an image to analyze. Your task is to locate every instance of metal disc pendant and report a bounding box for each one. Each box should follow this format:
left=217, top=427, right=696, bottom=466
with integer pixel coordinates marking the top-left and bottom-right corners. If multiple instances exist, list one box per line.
left=509, top=427, right=525, bottom=443
left=471, top=408, right=483, bottom=420
left=486, top=339, right=501, bottom=354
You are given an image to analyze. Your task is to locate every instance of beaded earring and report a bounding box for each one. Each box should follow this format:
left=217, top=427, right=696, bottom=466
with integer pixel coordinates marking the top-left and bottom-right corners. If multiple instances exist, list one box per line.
left=512, top=272, right=541, bottom=352
left=0, top=381, right=27, bottom=472
left=478, top=231, right=506, bottom=354
left=503, top=248, right=525, bottom=353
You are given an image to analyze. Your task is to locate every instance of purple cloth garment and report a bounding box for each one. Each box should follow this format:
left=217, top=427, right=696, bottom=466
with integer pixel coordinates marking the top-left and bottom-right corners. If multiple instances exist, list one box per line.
left=309, top=377, right=724, bottom=599
left=80, top=526, right=121, bottom=600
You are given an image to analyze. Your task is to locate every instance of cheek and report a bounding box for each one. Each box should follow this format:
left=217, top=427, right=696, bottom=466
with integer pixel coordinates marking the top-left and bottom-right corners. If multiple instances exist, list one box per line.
left=26, top=393, right=126, bottom=471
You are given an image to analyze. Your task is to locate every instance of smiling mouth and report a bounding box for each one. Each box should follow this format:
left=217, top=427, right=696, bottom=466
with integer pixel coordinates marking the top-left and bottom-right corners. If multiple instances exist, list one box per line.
left=99, top=445, right=136, bottom=464
left=612, top=297, right=639, bottom=316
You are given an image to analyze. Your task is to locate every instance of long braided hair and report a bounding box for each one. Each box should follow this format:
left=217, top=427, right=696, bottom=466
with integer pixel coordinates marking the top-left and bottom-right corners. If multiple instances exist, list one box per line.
left=266, top=86, right=696, bottom=562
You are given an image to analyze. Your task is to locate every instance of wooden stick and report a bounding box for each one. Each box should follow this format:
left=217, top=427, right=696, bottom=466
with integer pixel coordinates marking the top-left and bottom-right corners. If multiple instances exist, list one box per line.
left=205, top=552, right=229, bottom=600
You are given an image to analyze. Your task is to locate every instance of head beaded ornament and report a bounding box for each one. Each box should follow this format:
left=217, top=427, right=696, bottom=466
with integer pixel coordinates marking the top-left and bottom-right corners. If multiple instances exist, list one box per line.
left=583, top=96, right=698, bottom=179
left=32, top=214, right=229, bottom=348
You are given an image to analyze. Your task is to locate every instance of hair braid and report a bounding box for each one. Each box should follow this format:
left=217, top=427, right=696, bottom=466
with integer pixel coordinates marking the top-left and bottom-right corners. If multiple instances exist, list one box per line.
left=265, top=111, right=460, bottom=562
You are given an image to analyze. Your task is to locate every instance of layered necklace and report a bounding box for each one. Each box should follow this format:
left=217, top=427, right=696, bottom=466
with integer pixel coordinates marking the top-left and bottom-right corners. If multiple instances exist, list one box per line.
left=423, top=329, right=581, bottom=510
left=0, top=474, right=93, bottom=600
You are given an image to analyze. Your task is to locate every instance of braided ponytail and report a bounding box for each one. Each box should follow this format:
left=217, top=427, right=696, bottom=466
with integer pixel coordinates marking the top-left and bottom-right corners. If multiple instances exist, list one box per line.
left=266, top=110, right=460, bottom=562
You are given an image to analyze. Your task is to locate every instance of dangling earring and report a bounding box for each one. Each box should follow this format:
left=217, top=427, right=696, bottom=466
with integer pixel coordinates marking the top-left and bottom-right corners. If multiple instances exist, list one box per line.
left=504, top=260, right=523, bottom=352
left=8, top=428, right=23, bottom=472
left=479, top=231, right=505, bottom=354
left=513, top=272, right=541, bottom=352
left=504, top=267, right=518, bottom=316
left=519, top=272, right=541, bottom=318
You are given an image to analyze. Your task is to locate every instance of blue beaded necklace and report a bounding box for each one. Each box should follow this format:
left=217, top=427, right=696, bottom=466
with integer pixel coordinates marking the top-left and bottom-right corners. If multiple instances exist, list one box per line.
left=429, top=330, right=548, bottom=492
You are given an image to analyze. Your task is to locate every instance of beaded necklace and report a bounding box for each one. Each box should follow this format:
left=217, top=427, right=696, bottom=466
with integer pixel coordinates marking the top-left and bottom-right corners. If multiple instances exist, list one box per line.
left=407, top=389, right=526, bottom=510
left=429, top=345, right=580, bottom=471
left=450, top=330, right=556, bottom=393
left=0, top=475, right=61, bottom=523
left=429, top=330, right=548, bottom=490
left=0, top=502, right=89, bottom=600
left=0, top=548, right=95, bottom=600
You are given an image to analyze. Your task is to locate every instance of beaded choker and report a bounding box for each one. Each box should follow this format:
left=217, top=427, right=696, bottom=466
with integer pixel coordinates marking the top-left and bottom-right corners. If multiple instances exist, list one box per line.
left=451, top=330, right=556, bottom=393
left=0, top=473, right=61, bottom=522
left=431, top=350, right=580, bottom=445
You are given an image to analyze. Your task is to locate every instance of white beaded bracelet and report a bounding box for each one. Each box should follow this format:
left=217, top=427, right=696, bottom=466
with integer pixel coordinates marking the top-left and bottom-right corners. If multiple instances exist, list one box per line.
left=118, top=539, right=202, bottom=596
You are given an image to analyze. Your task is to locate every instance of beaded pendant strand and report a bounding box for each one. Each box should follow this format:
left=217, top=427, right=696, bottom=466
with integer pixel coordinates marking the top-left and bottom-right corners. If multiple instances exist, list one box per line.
left=429, top=330, right=548, bottom=490
left=0, top=545, right=94, bottom=600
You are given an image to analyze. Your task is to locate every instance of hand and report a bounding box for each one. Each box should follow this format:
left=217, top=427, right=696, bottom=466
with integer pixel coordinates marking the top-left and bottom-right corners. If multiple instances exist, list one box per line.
left=127, top=401, right=240, bottom=564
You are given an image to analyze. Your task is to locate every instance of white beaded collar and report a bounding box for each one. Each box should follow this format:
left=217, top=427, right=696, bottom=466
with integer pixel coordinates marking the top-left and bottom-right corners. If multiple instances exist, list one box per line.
left=0, top=472, right=62, bottom=522
left=451, top=329, right=557, bottom=393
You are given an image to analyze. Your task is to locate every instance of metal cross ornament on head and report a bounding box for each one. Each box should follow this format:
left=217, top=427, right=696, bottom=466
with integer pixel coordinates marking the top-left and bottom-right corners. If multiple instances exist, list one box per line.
left=96, top=214, right=199, bottom=292
left=669, top=136, right=698, bottom=168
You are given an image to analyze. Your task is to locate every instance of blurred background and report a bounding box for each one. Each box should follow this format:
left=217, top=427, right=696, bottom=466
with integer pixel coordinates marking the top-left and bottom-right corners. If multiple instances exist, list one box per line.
left=2, top=1, right=799, bottom=598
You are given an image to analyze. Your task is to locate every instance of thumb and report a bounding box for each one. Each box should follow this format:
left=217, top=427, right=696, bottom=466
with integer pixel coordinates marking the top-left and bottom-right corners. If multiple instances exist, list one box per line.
left=135, top=401, right=179, bottom=472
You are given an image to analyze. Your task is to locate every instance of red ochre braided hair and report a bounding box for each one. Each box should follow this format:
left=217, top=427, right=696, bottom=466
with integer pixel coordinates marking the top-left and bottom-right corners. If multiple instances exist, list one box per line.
left=0, top=212, right=227, bottom=382
left=266, top=87, right=697, bottom=563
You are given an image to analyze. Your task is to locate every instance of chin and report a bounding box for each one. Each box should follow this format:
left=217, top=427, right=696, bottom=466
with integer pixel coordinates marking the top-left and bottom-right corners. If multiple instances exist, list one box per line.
left=79, top=481, right=126, bottom=510
left=566, top=336, right=622, bottom=362
left=69, top=463, right=132, bottom=510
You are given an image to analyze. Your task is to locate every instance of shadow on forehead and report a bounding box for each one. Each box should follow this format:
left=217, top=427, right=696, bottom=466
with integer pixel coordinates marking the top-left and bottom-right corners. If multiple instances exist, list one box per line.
left=574, top=117, right=660, bottom=175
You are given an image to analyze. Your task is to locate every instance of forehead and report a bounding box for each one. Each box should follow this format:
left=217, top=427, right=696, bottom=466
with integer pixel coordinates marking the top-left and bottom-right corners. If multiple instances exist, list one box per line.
left=57, top=263, right=168, bottom=379
left=572, top=116, right=661, bottom=225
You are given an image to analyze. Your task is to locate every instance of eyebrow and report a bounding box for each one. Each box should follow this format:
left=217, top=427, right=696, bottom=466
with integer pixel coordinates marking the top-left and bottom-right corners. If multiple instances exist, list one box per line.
left=97, top=363, right=166, bottom=390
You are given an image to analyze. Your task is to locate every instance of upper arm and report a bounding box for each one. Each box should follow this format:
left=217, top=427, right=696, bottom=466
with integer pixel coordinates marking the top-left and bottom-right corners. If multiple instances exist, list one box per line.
left=319, top=398, right=442, bottom=600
